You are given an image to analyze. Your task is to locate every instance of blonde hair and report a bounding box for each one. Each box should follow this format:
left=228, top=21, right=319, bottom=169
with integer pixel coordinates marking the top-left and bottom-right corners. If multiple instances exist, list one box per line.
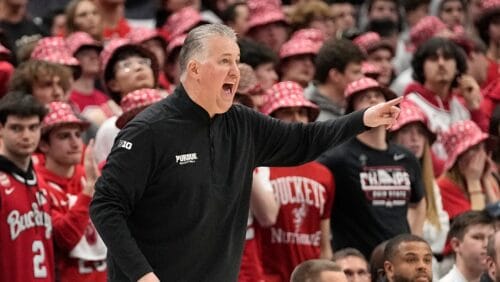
left=421, top=142, right=440, bottom=229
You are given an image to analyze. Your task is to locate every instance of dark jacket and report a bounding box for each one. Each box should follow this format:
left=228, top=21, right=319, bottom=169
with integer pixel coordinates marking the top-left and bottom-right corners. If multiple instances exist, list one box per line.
left=90, top=84, right=367, bottom=281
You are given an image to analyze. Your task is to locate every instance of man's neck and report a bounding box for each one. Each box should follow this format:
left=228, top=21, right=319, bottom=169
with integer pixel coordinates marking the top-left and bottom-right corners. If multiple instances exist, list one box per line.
left=317, top=83, right=345, bottom=108
left=356, top=126, right=387, bottom=150
left=45, top=157, right=75, bottom=178
left=99, top=3, right=123, bottom=29
left=0, top=2, right=26, bottom=23
left=455, top=260, right=482, bottom=282
left=423, top=81, right=451, bottom=100
left=182, top=80, right=215, bottom=117
left=73, top=76, right=96, bottom=94
left=0, top=149, right=31, bottom=172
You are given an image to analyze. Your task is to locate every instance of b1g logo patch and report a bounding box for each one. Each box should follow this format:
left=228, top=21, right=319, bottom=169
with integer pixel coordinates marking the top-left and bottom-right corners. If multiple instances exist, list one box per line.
left=117, top=140, right=133, bottom=150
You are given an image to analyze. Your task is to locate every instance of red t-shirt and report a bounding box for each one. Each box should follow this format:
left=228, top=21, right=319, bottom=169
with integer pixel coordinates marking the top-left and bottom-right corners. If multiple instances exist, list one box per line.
left=0, top=61, right=14, bottom=98
left=483, top=59, right=500, bottom=89
left=69, top=89, right=110, bottom=113
left=437, top=176, right=471, bottom=220
left=36, top=162, right=107, bottom=282
left=238, top=215, right=265, bottom=282
left=103, top=18, right=131, bottom=40
left=255, top=162, right=334, bottom=282
left=0, top=170, right=55, bottom=282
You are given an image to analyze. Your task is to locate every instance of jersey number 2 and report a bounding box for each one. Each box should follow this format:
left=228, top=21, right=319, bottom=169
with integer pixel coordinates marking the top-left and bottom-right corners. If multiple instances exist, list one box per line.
left=32, top=240, right=47, bottom=278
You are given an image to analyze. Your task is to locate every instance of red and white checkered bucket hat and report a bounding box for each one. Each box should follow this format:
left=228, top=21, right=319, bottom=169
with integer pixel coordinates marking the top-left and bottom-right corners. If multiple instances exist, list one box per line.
left=408, top=16, right=448, bottom=52
left=128, top=27, right=167, bottom=48
left=261, top=81, right=319, bottom=121
left=116, top=88, right=164, bottom=129
left=66, top=31, right=103, bottom=56
left=161, top=6, right=203, bottom=41
left=279, top=37, right=319, bottom=59
left=31, top=37, right=80, bottom=66
left=291, top=28, right=325, bottom=45
left=441, top=120, right=489, bottom=170
left=42, top=102, right=90, bottom=133
left=344, top=77, right=397, bottom=113
left=389, top=100, right=437, bottom=143
left=353, top=32, right=394, bottom=55
left=247, top=0, right=286, bottom=30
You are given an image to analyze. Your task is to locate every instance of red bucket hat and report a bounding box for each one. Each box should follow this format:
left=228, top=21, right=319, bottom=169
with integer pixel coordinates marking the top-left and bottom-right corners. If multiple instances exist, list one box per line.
left=31, top=37, right=80, bottom=66
left=361, top=62, right=381, bottom=76
left=279, top=37, right=320, bottom=60
left=389, top=100, right=436, bottom=143
left=116, top=88, right=163, bottom=129
left=42, top=102, right=90, bottom=134
left=441, top=120, right=489, bottom=171
left=407, top=16, right=448, bottom=52
left=291, top=28, right=325, bottom=45
left=66, top=31, right=103, bottom=56
left=128, top=27, right=167, bottom=49
left=100, top=38, right=159, bottom=103
left=247, top=0, right=287, bottom=31
left=161, top=6, right=204, bottom=41
left=261, top=81, right=319, bottom=121
left=353, top=32, right=394, bottom=55
left=344, top=77, right=397, bottom=113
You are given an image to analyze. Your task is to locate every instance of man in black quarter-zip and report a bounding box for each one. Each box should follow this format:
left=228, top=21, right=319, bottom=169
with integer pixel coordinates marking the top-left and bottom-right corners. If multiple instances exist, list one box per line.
left=90, top=23, right=403, bottom=282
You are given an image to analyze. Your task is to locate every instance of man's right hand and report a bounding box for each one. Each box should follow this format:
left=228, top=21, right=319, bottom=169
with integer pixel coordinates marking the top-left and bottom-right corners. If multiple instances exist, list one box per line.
left=138, top=272, right=160, bottom=282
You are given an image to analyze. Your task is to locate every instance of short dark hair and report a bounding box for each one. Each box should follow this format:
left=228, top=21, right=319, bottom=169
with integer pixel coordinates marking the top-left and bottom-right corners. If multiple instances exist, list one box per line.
left=384, top=234, right=429, bottom=262
left=401, top=0, right=430, bottom=13
left=290, top=259, right=343, bottom=282
left=367, top=0, right=400, bottom=13
left=220, top=2, right=246, bottom=24
left=365, top=19, right=399, bottom=38
left=333, top=248, right=368, bottom=262
left=411, top=37, right=467, bottom=86
left=448, top=210, right=494, bottom=241
left=314, top=38, right=365, bottom=83
left=238, top=38, right=279, bottom=69
left=0, top=92, right=47, bottom=125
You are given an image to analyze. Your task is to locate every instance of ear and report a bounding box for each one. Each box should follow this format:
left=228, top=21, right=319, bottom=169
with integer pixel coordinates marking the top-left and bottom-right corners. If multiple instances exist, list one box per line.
left=38, top=139, right=50, bottom=154
left=383, top=260, right=393, bottom=278
left=328, top=68, right=341, bottom=82
left=107, top=79, right=121, bottom=93
left=450, top=237, right=461, bottom=253
left=187, top=59, right=200, bottom=78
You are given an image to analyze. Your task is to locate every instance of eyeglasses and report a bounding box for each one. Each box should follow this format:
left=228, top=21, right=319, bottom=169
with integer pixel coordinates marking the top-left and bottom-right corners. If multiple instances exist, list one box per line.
left=115, top=57, right=151, bottom=73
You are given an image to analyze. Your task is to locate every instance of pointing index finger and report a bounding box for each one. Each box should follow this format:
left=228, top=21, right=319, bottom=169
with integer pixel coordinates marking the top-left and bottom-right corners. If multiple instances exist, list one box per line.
left=385, top=96, right=403, bottom=107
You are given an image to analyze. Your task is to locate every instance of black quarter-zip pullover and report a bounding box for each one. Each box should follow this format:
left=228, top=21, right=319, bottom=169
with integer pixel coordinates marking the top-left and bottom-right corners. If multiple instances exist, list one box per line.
left=90, top=85, right=367, bottom=281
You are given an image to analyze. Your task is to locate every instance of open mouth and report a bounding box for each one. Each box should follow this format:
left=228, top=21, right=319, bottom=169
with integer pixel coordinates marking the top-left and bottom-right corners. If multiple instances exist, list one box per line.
left=222, top=83, right=234, bottom=96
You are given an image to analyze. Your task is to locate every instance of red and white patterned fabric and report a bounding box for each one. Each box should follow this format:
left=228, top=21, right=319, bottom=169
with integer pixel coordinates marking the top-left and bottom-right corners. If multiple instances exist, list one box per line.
left=261, top=81, right=319, bottom=121
left=408, top=16, right=448, bottom=51
left=247, top=0, right=286, bottom=30
left=0, top=43, right=10, bottom=55
left=42, top=102, right=90, bottom=133
left=361, top=61, right=381, bottom=75
left=162, top=6, right=203, bottom=41
left=482, top=0, right=500, bottom=11
left=65, top=31, right=102, bottom=56
left=166, top=34, right=187, bottom=55
left=344, top=77, right=397, bottom=100
left=390, top=100, right=428, bottom=132
left=100, top=38, right=130, bottom=74
left=116, top=88, right=163, bottom=129
left=353, top=32, right=394, bottom=55
left=291, top=28, right=325, bottom=45
left=31, top=37, right=79, bottom=66
left=279, top=29, right=322, bottom=59
left=441, top=120, right=489, bottom=170
left=128, top=27, right=166, bottom=47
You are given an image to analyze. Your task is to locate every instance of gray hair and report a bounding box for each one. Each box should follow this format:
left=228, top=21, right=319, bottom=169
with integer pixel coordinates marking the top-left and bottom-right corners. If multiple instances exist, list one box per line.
left=178, top=23, right=237, bottom=76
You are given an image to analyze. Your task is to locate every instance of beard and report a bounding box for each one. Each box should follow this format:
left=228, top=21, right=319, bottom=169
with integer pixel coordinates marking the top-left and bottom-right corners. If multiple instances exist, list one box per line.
left=392, top=273, right=432, bottom=282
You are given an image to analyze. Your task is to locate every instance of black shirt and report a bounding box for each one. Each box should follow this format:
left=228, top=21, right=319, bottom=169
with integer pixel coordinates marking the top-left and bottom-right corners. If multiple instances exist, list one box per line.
left=318, top=138, right=425, bottom=258
left=90, top=85, right=368, bottom=281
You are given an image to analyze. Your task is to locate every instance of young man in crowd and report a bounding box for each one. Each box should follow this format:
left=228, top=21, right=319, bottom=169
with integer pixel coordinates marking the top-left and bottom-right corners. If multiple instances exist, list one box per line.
left=383, top=234, right=433, bottom=282
left=37, top=101, right=106, bottom=281
left=306, top=38, right=365, bottom=121
left=482, top=229, right=500, bottom=282
left=0, top=92, right=53, bottom=282
left=93, top=38, right=158, bottom=164
left=319, top=77, right=426, bottom=259
left=239, top=38, right=279, bottom=91
left=333, top=248, right=371, bottom=282
left=291, top=259, right=348, bottom=282
left=256, top=81, right=334, bottom=281
left=441, top=211, right=495, bottom=282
